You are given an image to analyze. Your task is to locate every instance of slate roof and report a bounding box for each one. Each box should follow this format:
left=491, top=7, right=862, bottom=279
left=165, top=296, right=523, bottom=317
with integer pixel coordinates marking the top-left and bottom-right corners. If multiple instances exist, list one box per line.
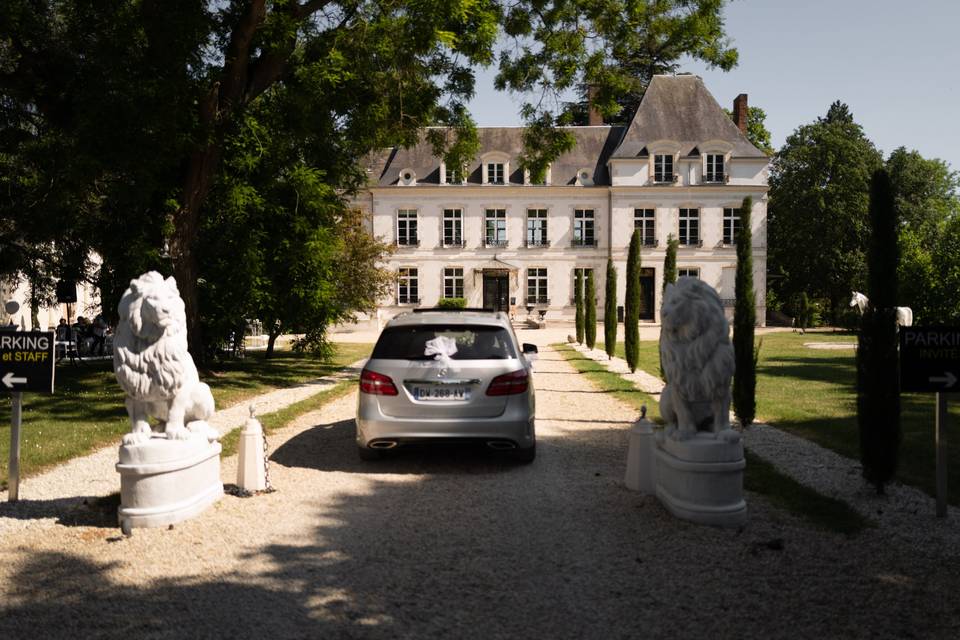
left=611, top=75, right=766, bottom=159
left=365, top=75, right=764, bottom=186
left=369, top=126, right=624, bottom=187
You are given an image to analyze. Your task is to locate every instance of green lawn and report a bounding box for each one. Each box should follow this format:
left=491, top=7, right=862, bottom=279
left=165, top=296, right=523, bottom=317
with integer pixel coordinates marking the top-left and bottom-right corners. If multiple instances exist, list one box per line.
left=615, top=331, right=960, bottom=505
left=0, top=343, right=372, bottom=489
left=556, top=341, right=871, bottom=535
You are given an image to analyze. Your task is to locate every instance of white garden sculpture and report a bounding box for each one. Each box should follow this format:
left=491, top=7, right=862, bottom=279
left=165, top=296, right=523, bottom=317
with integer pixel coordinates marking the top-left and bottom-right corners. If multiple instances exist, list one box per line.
left=639, top=277, right=746, bottom=526
left=113, top=272, right=223, bottom=534
left=659, top=278, right=738, bottom=443
left=849, top=291, right=913, bottom=327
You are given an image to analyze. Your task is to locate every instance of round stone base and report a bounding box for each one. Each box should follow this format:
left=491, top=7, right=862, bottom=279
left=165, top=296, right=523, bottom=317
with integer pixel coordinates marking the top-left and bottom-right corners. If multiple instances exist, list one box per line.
left=116, top=431, right=223, bottom=532
left=654, top=432, right=747, bottom=527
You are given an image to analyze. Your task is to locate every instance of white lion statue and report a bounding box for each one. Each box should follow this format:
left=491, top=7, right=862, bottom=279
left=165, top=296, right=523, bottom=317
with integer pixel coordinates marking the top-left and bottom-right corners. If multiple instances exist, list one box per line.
left=113, top=272, right=216, bottom=445
left=659, top=277, right=737, bottom=441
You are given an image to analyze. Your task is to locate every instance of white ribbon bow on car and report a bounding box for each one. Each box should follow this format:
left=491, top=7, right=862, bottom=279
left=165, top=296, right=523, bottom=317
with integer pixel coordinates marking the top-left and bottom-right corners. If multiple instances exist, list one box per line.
left=424, top=335, right=458, bottom=377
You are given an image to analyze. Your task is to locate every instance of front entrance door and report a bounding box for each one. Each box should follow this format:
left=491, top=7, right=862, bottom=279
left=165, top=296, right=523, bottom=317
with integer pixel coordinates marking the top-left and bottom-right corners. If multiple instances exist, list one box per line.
left=482, top=273, right=509, bottom=312
left=639, top=268, right=655, bottom=321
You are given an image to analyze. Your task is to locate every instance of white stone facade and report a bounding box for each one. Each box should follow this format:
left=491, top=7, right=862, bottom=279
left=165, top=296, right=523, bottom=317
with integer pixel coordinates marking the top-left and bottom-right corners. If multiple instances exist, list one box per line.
left=361, top=76, right=769, bottom=325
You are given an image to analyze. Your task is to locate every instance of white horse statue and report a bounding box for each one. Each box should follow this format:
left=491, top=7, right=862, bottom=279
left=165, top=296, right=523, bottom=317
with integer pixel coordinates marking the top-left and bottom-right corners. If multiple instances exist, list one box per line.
left=849, top=291, right=913, bottom=327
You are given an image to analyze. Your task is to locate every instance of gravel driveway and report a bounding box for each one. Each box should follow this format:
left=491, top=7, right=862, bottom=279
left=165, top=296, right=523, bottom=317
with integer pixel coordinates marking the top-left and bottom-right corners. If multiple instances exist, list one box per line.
left=0, top=346, right=957, bottom=639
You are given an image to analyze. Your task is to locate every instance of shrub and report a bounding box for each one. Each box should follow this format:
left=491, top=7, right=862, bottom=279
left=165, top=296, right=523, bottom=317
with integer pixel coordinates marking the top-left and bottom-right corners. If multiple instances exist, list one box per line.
left=436, top=297, right=466, bottom=309
left=585, top=269, right=597, bottom=349
left=624, top=229, right=641, bottom=372
left=604, top=259, right=617, bottom=357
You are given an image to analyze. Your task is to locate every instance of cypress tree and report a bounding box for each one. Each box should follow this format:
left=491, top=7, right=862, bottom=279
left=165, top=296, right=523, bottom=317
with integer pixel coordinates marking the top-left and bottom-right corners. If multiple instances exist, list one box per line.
left=624, top=229, right=641, bottom=372
left=732, top=196, right=756, bottom=428
left=857, top=169, right=901, bottom=494
left=604, top=258, right=617, bottom=357
left=585, top=269, right=597, bottom=349
left=662, top=233, right=678, bottom=294
left=575, top=268, right=584, bottom=344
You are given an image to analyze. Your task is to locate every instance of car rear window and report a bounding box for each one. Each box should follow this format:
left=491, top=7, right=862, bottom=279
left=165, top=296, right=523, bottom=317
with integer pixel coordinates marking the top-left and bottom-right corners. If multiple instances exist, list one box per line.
left=371, top=325, right=517, bottom=360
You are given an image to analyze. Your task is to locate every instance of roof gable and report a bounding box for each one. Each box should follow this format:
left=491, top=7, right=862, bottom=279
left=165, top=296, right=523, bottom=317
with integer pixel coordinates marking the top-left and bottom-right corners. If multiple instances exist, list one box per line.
left=611, top=75, right=766, bottom=159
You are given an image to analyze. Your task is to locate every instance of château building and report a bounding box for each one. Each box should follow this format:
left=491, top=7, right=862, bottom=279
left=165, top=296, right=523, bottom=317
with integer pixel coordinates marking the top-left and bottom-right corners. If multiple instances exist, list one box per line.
left=360, top=74, right=770, bottom=324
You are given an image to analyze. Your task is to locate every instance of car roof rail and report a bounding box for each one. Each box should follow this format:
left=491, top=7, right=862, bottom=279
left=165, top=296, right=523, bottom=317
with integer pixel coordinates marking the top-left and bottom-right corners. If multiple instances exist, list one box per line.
left=411, top=308, right=496, bottom=313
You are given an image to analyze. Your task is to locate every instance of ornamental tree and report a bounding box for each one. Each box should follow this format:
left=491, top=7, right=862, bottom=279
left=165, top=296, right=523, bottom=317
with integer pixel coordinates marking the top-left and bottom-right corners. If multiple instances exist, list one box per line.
left=575, top=268, right=585, bottom=345
left=585, top=269, right=597, bottom=349
left=604, top=259, right=617, bottom=357
left=663, top=234, right=678, bottom=294
left=732, top=196, right=756, bottom=428
left=624, top=229, right=641, bottom=372
left=857, top=169, right=901, bottom=494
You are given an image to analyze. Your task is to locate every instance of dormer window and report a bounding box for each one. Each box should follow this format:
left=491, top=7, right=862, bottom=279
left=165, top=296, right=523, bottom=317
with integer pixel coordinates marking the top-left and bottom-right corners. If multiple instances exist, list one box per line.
left=705, top=154, right=725, bottom=183
left=486, top=162, right=505, bottom=184
left=654, top=155, right=674, bottom=183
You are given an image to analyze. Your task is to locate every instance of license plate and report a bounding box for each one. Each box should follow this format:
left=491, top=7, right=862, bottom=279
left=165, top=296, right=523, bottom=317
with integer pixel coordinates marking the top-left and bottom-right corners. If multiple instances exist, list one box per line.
left=412, top=385, right=471, bottom=401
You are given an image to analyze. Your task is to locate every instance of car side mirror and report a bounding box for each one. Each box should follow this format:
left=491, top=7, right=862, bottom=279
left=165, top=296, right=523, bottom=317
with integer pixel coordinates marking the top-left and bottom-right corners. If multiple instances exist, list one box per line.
left=522, top=343, right=538, bottom=354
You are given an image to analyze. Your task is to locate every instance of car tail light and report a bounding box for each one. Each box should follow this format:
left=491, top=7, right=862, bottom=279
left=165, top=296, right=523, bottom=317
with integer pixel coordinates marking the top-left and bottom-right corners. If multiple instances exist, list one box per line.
left=360, top=369, right=399, bottom=396
left=486, top=369, right=529, bottom=396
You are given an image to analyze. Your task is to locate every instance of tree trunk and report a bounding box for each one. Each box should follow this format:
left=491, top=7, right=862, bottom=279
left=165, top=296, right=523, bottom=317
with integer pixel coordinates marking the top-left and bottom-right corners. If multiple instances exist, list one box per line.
left=266, top=330, right=280, bottom=358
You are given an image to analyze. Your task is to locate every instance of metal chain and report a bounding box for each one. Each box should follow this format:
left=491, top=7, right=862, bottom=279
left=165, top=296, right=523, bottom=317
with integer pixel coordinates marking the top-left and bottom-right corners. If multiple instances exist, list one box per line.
left=261, top=427, right=275, bottom=493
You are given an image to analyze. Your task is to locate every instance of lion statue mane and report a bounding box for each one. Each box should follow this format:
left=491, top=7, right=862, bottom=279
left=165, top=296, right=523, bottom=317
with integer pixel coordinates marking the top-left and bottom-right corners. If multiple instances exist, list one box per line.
left=658, top=277, right=737, bottom=441
left=113, top=271, right=216, bottom=445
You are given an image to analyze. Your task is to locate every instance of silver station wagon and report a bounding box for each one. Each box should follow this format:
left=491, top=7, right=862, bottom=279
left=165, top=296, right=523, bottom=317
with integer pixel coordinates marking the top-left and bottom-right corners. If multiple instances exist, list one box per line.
left=356, top=309, right=537, bottom=462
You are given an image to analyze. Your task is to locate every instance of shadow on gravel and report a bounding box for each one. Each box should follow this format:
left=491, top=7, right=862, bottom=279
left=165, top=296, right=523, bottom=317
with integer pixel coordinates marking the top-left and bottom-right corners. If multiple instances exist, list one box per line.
left=0, top=494, right=120, bottom=528
left=271, top=418, right=528, bottom=476
left=0, top=551, right=318, bottom=638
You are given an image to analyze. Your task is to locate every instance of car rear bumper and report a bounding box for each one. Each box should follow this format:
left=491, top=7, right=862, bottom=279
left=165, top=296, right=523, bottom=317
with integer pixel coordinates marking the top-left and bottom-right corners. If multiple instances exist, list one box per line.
left=356, top=396, right=535, bottom=448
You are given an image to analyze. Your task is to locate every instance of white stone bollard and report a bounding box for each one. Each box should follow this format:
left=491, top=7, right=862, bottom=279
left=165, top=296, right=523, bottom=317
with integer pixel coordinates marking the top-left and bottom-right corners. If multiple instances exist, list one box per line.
left=237, top=405, right=267, bottom=492
left=624, top=418, right=657, bottom=493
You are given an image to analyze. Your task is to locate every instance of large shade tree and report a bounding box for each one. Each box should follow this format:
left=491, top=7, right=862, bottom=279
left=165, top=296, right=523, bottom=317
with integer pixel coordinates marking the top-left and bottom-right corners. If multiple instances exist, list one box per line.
left=1, top=0, right=740, bottom=356
left=768, top=101, right=883, bottom=321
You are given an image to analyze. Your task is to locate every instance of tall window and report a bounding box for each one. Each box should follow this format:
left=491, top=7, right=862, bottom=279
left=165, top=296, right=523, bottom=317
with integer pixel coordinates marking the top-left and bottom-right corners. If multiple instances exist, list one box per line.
left=705, top=154, right=725, bottom=182
left=397, top=209, right=418, bottom=246
left=526, top=209, right=548, bottom=246
left=485, top=209, right=507, bottom=246
left=443, top=267, right=464, bottom=299
left=679, top=208, right=700, bottom=246
left=443, top=208, right=463, bottom=246
left=723, top=207, right=741, bottom=245
left=633, top=209, right=656, bottom=246
left=573, top=209, right=595, bottom=246
left=678, top=267, right=700, bottom=279
left=397, top=268, right=418, bottom=303
left=654, top=154, right=674, bottom=182
left=527, top=268, right=548, bottom=304
left=487, top=162, right=505, bottom=184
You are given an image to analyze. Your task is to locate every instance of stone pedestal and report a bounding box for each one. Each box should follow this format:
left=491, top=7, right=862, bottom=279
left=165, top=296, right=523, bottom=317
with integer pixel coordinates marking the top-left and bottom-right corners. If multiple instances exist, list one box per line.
left=624, top=419, right=657, bottom=493
left=236, top=412, right=267, bottom=492
left=116, top=430, right=223, bottom=534
left=654, top=431, right=746, bottom=527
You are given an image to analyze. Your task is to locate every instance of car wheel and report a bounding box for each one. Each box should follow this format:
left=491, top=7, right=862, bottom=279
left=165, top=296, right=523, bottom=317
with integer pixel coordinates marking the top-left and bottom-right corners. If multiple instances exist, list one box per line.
left=358, top=444, right=382, bottom=461
left=508, top=443, right=536, bottom=463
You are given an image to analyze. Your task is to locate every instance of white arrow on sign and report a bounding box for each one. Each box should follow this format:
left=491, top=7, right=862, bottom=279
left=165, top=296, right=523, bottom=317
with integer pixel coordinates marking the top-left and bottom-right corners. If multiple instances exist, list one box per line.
left=929, top=372, right=958, bottom=389
left=2, top=372, right=27, bottom=389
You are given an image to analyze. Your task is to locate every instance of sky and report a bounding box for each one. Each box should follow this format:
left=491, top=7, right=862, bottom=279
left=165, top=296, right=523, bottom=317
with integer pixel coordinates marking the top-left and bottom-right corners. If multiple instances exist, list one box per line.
left=467, top=0, right=960, bottom=171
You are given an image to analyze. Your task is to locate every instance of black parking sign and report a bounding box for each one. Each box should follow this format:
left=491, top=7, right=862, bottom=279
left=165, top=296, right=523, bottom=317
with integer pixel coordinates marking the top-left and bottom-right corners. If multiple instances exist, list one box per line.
left=0, top=331, right=56, bottom=393
left=899, top=327, right=960, bottom=393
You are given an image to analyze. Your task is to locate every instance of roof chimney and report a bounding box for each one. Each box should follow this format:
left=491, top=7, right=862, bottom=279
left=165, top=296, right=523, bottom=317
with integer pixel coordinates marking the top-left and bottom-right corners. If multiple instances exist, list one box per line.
left=733, top=93, right=748, bottom=135
left=587, top=85, right=603, bottom=126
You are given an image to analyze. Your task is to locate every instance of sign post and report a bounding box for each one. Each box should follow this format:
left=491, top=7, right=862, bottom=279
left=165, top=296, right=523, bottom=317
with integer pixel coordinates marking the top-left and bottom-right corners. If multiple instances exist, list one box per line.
left=936, top=392, right=948, bottom=517
left=899, top=327, right=959, bottom=517
left=2, top=331, right=56, bottom=502
left=8, top=392, right=22, bottom=501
